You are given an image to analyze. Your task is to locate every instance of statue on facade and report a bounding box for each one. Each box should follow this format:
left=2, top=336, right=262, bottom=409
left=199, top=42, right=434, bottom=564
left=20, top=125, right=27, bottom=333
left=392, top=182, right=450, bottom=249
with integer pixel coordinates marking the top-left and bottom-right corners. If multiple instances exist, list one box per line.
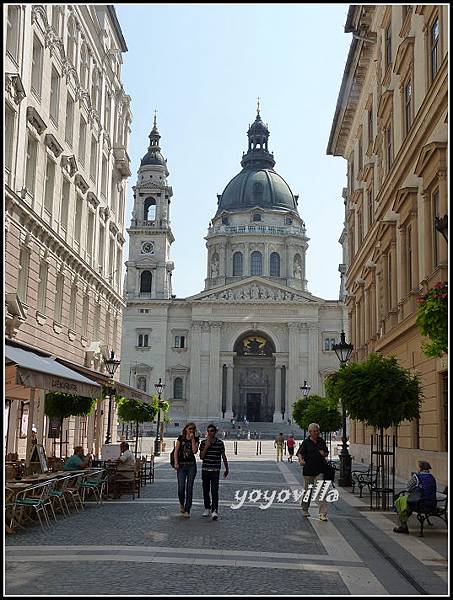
left=293, top=255, right=302, bottom=278
left=211, top=255, right=219, bottom=278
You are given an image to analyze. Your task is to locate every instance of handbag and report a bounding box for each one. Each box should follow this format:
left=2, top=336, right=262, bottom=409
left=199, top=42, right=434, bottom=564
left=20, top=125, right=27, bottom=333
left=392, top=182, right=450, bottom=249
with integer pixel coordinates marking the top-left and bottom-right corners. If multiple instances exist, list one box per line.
left=407, top=487, right=423, bottom=505
left=169, top=448, right=175, bottom=468
left=323, top=461, right=336, bottom=481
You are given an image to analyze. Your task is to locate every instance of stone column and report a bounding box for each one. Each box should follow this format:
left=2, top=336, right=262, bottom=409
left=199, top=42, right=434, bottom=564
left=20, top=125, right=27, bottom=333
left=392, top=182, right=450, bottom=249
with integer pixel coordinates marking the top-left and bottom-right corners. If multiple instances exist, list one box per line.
left=6, top=400, right=19, bottom=454
left=364, top=288, right=369, bottom=343
left=273, top=365, right=283, bottom=422
left=208, top=322, right=222, bottom=418
left=190, top=322, right=202, bottom=416
left=288, top=323, right=300, bottom=418
left=35, top=389, right=46, bottom=446
left=25, top=388, right=36, bottom=466
left=422, top=192, right=432, bottom=279
left=224, top=364, right=234, bottom=420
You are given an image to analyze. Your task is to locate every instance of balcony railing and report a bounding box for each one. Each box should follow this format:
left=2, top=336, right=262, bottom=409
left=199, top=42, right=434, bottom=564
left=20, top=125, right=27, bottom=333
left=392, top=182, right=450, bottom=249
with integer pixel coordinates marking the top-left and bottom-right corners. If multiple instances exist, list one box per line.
left=207, top=224, right=305, bottom=237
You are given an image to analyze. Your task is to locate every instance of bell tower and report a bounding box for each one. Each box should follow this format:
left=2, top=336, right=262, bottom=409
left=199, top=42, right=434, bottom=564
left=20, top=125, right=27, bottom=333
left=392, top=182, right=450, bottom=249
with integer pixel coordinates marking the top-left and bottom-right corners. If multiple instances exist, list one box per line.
left=125, top=114, right=174, bottom=300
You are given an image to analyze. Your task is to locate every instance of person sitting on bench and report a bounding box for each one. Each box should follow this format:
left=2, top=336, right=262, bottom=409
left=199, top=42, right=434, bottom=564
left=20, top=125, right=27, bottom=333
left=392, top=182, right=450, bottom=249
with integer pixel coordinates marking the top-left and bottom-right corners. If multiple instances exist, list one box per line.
left=109, top=442, right=135, bottom=498
left=393, top=461, right=437, bottom=534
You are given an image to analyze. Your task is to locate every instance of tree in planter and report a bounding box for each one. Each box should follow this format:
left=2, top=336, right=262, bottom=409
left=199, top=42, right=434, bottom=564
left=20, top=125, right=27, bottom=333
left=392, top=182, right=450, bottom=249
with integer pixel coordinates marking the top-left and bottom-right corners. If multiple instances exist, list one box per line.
left=292, top=395, right=312, bottom=437
left=416, top=282, right=448, bottom=357
left=325, top=353, right=422, bottom=508
left=292, top=394, right=342, bottom=450
left=116, top=396, right=157, bottom=457
left=44, top=392, right=97, bottom=458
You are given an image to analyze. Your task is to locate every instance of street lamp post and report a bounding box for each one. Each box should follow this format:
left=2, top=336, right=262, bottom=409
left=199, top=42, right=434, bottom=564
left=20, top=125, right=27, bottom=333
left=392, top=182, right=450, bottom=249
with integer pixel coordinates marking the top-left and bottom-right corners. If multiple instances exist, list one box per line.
left=103, top=350, right=121, bottom=444
left=332, top=331, right=354, bottom=487
left=154, top=378, right=166, bottom=456
left=300, top=380, right=311, bottom=439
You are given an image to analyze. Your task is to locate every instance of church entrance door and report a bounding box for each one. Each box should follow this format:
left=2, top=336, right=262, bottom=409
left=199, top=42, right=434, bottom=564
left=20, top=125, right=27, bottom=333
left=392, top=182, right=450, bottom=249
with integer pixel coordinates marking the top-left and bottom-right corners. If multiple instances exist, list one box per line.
left=246, top=393, right=261, bottom=422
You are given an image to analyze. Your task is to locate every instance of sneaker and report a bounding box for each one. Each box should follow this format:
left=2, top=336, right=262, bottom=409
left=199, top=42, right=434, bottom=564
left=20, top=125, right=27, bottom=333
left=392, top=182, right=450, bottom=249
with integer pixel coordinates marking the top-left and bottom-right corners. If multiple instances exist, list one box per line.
left=182, top=511, right=190, bottom=518
left=319, top=514, right=328, bottom=521
left=302, top=511, right=310, bottom=518
left=202, top=509, right=211, bottom=517
left=211, top=510, right=218, bottom=520
left=393, top=525, right=409, bottom=534
left=179, top=504, right=185, bottom=514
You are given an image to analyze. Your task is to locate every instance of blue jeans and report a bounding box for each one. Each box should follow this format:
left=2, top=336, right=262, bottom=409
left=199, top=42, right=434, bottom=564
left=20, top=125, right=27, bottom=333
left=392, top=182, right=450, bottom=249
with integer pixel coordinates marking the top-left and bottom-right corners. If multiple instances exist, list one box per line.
left=177, top=463, right=197, bottom=513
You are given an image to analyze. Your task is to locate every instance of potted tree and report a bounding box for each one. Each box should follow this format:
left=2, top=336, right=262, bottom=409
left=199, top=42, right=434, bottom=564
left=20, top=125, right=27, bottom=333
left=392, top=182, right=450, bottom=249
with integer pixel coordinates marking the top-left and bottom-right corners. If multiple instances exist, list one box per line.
left=116, top=396, right=158, bottom=458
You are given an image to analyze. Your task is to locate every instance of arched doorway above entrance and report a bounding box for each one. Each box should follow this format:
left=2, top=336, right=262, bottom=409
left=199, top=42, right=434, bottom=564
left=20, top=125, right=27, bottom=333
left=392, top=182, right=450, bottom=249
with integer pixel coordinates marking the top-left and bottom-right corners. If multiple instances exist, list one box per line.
left=232, top=331, right=276, bottom=422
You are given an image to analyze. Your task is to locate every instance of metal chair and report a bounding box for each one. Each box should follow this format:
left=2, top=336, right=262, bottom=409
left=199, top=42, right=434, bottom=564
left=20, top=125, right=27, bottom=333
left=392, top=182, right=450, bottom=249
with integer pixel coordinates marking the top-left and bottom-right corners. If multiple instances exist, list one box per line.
left=11, top=481, right=55, bottom=531
left=51, top=475, right=72, bottom=517
left=64, top=473, right=86, bottom=512
left=80, top=470, right=108, bottom=504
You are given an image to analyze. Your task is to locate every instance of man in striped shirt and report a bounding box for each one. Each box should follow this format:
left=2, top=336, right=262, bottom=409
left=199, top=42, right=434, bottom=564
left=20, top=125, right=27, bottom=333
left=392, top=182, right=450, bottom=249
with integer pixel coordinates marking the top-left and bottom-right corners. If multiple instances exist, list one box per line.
left=199, top=424, right=229, bottom=520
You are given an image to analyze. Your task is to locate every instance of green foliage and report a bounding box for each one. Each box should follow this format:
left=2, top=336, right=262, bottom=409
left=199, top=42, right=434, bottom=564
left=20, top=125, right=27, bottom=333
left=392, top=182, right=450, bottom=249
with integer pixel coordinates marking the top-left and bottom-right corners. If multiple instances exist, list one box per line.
left=416, top=282, right=448, bottom=357
left=116, top=396, right=158, bottom=424
left=324, top=372, right=341, bottom=405
left=328, top=353, right=422, bottom=430
left=292, top=395, right=342, bottom=432
left=44, top=392, right=96, bottom=419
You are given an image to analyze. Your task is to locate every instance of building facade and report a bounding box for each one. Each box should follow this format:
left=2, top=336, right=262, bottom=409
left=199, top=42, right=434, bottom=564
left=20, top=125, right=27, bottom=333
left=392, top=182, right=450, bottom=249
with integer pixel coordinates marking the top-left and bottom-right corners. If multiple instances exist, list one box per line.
left=327, top=5, right=448, bottom=483
left=4, top=4, right=133, bottom=459
left=121, top=108, right=346, bottom=426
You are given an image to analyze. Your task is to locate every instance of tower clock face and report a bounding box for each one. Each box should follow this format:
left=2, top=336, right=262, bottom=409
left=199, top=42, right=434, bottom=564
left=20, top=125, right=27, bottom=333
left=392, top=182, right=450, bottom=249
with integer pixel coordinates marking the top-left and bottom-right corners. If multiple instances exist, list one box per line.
left=141, top=241, right=154, bottom=254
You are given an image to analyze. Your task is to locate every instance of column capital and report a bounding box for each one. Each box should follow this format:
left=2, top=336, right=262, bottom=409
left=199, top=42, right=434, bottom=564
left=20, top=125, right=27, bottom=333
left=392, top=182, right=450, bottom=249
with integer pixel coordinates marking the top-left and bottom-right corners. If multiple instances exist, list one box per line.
left=209, top=321, right=223, bottom=329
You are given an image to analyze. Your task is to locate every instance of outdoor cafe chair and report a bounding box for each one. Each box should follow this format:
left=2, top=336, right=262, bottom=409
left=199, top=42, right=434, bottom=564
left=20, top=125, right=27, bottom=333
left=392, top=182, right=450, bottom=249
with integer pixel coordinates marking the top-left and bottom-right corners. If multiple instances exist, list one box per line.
left=11, top=480, right=56, bottom=531
left=80, top=470, right=108, bottom=504
left=51, top=475, right=72, bottom=518
left=63, top=473, right=86, bottom=512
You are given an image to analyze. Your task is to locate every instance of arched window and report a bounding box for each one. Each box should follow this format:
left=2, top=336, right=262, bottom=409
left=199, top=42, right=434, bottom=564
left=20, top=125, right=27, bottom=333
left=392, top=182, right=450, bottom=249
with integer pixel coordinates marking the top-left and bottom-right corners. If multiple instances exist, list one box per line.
left=140, top=271, right=152, bottom=293
left=144, top=197, right=156, bottom=221
left=66, top=16, right=76, bottom=65
left=6, top=5, right=20, bottom=62
left=270, top=252, right=280, bottom=277
left=138, top=334, right=149, bottom=347
left=174, top=377, right=183, bottom=399
left=52, top=6, right=62, bottom=36
left=233, top=252, right=243, bottom=276
left=250, top=251, right=262, bottom=276
left=137, top=376, right=147, bottom=392
left=80, top=42, right=89, bottom=88
left=91, top=67, right=101, bottom=113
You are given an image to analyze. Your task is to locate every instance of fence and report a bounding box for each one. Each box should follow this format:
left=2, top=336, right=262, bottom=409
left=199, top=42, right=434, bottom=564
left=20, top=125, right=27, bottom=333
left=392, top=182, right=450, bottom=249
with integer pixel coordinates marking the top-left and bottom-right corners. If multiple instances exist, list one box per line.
left=370, top=434, right=395, bottom=510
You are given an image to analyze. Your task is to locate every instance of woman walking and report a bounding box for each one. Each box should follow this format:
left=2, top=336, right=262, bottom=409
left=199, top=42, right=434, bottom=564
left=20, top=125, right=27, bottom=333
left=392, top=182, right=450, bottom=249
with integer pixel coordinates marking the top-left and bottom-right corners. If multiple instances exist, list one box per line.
left=173, top=422, right=199, bottom=517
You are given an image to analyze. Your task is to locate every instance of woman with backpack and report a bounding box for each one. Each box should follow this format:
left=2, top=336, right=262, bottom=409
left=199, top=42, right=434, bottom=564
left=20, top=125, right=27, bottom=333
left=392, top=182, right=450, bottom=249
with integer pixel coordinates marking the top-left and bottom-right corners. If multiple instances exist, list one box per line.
left=172, top=422, right=199, bottom=517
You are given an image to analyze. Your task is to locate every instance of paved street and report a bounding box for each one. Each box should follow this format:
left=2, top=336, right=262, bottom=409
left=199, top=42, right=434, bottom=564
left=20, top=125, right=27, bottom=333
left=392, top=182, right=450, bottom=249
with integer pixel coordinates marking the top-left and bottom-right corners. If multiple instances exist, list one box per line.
left=5, top=442, right=448, bottom=596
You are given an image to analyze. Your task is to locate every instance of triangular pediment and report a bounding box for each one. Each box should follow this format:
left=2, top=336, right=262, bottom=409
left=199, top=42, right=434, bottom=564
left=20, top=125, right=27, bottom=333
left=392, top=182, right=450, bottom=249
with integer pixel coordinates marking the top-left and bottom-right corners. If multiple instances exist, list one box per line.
left=187, top=277, right=324, bottom=304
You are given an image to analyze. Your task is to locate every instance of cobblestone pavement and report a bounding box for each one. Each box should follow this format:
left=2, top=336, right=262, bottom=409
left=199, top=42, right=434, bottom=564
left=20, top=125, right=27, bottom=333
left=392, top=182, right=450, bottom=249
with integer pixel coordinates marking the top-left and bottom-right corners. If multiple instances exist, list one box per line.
left=4, top=443, right=448, bottom=596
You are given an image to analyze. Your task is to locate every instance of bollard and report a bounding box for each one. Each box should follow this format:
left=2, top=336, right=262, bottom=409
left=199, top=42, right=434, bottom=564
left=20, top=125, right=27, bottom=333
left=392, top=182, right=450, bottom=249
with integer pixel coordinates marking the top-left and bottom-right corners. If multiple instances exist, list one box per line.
left=284, top=441, right=287, bottom=455
left=259, top=441, right=262, bottom=455
left=234, top=441, right=238, bottom=455
left=256, top=441, right=259, bottom=456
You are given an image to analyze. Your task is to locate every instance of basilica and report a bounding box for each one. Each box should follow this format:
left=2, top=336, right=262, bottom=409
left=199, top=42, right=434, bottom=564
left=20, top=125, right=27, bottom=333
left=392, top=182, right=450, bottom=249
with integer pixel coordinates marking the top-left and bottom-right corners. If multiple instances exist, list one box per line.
left=120, top=108, right=346, bottom=423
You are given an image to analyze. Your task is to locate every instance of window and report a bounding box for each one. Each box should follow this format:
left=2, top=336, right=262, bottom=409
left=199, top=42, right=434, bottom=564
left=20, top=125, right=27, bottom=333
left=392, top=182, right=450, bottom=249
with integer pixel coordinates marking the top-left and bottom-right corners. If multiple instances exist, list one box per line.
left=81, top=294, right=89, bottom=337
left=109, top=238, right=115, bottom=282
left=93, top=303, right=100, bottom=339
left=367, top=105, right=373, bottom=147
left=174, top=378, right=183, bottom=399
left=5, top=104, right=15, bottom=175
left=137, top=377, right=147, bottom=392
left=6, top=5, right=20, bottom=62
left=31, top=35, right=43, bottom=97
left=252, top=213, right=262, bottom=222
left=433, top=189, right=440, bottom=267
left=49, top=66, right=60, bottom=124
left=113, top=318, right=118, bottom=349
left=233, top=252, right=243, bottom=276
left=357, top=210, right=363, bottom=244
left=44, top=158, right=56, bottom=215
left=66, top=16, right=76, bottom=65
left=54, top=274, right=64, bottom=323
left=324, top=338, right=330, bottom=351
left=140, top=271, right=152, bottom=293
left=270, top=252, right=280, bottom=277
left=74, top=195, right=83, bottom=244
left=104, top=89, right=111, bottom=134
left=78, top=117, right=87, bottom=166
left=250, top=251, right=262, bottom=276
left=110, top=178, right=117, bottom=214
left=330, top=338, right=336, bottom=351
left=430, top=16, right=439, bottom=82
left=406, top=224, right=412, bottom=292
left=367, top=187, right=374, bottom=229
left=80, top=43, right=89, bottom=89
left=358, top=138, right=363, bottom=173
left=385, top=121, right=393, bottom=173
left=385, top=23, right=392, bottom=68
left=17, top=247, right=30, bottom=303
left=98, top=224, right=105, bottom=273
left=138, top=334, right=149, bottom=347
left=60, top=179, right=70, bottom=231
left=104, top=312, right=110, bottom=345
left=404, top=78, right=413, bottom=135
left=116, top=250, right=122, bottom=291
left=144, top=197, right=156, bottom=221
left=69, top=284, right=77, bottom=331
left=118, top=189, right=125, bottom=226
left=175, top=336, right=185, bottom=349
left=65, top=94, right=75, bottom=145
left=37, top=261, right=48, bottom=314
left=90, top=135, right=97, bottom=182
left=221, top=216, right=229, bottom=225
left=101, top=156, right=108, bottom=197
left=86, top=210, right=95, bottom=263
left=387, top=252, right=393, bottom=310
left=25, top=135, right=38, bottom=196
left=52, top=6, right=62, bottom=36
left=91, top=68, right=101, bottom=113
left=285, top=217, right=293, bottom=225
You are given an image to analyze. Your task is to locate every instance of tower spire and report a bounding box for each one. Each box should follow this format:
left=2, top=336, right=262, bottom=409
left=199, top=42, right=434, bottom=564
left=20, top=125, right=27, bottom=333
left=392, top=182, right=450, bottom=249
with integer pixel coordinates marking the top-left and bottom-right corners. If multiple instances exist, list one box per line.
left=256, top=96, right=260, bottom=116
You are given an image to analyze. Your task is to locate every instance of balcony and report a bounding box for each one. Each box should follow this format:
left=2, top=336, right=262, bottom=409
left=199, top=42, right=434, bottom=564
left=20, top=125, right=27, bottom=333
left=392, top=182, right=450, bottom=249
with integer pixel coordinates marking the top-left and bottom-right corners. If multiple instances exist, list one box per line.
left=112, top=146, right=131, bottom=178
left=207, top=224, right=306, bottom=237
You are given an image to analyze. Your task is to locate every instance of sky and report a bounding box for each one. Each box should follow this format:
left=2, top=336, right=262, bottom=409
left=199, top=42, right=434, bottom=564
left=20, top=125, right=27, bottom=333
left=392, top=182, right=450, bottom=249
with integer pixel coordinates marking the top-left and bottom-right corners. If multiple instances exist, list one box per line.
left=115, top=3, right=351, bottom=300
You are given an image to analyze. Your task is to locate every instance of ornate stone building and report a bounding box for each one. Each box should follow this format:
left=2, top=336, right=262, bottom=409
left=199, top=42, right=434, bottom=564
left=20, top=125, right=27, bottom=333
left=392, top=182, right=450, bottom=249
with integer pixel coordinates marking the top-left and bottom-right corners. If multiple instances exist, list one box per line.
left=327, top=5, right=448, bottom=483
left=121, top=108, right=345, bottom=425
left=4, top=5, right=140, bottom=460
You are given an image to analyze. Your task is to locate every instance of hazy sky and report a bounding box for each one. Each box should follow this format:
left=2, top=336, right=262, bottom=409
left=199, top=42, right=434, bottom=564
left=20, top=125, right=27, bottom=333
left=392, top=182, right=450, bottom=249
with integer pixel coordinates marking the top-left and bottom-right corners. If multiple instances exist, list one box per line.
left=115, top=3, right=351, bottom=300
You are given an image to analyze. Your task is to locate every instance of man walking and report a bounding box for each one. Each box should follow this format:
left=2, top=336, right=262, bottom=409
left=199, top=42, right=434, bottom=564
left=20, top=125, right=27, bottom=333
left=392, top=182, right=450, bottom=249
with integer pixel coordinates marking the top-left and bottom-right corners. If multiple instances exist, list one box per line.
left=297, top=423, right=329, bottom=521
left=274, top=432, right=285, bottom=462
left=199, top=424, right=229, bottom=520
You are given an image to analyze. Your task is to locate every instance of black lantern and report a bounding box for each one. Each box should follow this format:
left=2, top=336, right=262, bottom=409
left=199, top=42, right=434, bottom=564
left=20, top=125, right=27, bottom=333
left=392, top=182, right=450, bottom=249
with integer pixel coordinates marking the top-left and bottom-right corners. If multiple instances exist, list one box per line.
left=332, top=331, right=354, bottom=487
left=103, top=350, right=121, bottom=444
left=153, top=378, right=166, bottom=456
left=300, top=380, right=311, bottom=397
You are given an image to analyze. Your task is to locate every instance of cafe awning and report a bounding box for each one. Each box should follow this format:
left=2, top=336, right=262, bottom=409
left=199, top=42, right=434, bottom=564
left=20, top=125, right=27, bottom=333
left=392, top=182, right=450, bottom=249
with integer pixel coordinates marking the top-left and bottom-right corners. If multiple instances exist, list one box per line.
left=5, top=345, right=102, bottom=399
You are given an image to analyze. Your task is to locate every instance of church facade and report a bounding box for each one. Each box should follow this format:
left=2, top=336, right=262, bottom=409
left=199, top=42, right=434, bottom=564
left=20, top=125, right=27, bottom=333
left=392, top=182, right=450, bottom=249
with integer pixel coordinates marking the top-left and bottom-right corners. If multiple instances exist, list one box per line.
left=120, top=109, right=346, bottom=423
